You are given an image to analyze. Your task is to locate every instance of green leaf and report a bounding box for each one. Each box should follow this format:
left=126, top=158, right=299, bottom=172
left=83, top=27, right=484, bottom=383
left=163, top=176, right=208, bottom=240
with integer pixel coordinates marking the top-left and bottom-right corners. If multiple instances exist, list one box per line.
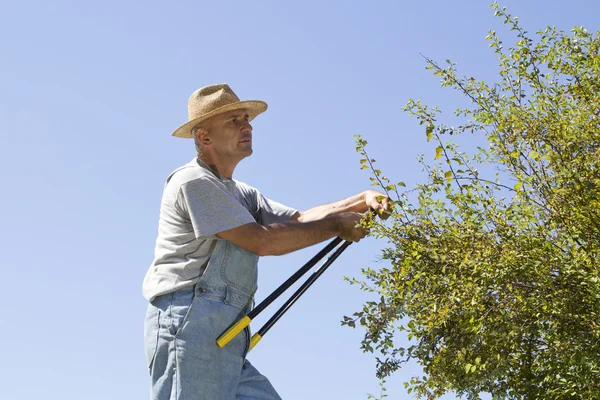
left=426, top=124, right=434, bottom=142
left=514, top=181, right=523, bottom=191
left=435, top=146, right=443, bottom=160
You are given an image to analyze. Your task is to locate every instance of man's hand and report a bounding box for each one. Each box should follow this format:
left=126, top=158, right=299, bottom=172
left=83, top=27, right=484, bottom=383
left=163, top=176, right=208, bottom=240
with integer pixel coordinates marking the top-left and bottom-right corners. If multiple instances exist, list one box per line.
left=336, top=212, right=368, bottom=242
left=364, top=190, right=391, bottom=219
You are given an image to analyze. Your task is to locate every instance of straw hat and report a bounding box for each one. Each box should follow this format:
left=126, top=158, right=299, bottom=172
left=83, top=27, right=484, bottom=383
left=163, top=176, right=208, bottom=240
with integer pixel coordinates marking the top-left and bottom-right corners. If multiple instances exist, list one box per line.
left=172, top=84, right=268, bottom=138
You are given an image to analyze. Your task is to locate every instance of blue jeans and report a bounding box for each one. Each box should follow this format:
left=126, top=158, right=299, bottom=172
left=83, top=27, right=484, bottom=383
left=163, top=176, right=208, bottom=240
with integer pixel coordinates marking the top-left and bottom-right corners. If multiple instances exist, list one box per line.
left=144, top=240, right=281, bottom=400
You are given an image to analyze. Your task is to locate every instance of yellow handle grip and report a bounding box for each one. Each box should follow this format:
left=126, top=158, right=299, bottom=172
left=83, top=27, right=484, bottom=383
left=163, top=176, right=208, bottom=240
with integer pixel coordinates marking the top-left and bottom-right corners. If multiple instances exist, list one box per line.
left=248, top=333, right=262, bottom=352
left=216, top=316, right=252, bottom=348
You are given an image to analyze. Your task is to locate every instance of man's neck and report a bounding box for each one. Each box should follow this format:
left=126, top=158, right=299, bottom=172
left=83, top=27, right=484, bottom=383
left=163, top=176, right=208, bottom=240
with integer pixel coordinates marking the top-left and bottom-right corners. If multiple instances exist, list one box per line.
left=197, top=154, right=238, bottom=180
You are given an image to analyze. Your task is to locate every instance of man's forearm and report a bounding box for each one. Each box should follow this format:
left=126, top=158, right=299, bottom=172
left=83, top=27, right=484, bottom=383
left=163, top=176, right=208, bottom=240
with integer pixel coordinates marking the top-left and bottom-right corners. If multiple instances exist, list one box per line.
left=294, top=191, right=368, bottom=223
left=217, top=211, right=365, bottom=257
left=256, top=217, right=341, bottom=256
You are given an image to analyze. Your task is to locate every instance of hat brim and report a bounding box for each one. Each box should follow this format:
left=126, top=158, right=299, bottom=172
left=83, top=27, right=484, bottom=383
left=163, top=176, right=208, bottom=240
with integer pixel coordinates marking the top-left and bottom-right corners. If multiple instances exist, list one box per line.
left=171, top=100, right=268, bottom=138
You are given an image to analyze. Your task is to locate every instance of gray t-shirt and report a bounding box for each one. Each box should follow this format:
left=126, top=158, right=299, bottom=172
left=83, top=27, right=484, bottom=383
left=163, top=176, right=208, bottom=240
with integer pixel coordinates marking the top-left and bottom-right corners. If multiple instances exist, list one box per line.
left=143, top=158, right=297, bottom=301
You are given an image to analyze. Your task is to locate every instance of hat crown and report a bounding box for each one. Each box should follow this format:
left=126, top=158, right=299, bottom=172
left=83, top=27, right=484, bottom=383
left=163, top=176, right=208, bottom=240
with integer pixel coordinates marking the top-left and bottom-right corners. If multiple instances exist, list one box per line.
left=188, top=84, right=241, bottom=120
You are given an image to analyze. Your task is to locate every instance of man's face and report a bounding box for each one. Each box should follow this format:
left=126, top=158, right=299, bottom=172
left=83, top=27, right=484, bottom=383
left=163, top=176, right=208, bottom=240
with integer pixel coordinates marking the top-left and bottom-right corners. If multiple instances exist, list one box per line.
left=201, top=109, right=253, bottom=160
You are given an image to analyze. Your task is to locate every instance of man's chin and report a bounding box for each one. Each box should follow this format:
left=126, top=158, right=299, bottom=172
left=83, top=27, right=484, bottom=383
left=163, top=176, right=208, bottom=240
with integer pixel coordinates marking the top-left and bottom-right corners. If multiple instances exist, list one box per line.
left=240, top=148, right=253, bottom=158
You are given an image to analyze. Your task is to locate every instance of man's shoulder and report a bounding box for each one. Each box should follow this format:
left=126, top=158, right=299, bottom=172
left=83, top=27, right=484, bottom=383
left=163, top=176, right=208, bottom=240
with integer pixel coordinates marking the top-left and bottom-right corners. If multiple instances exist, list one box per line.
left=233, top=179, right=260, bottom=197
left=165, top=159, right=217, bottom=189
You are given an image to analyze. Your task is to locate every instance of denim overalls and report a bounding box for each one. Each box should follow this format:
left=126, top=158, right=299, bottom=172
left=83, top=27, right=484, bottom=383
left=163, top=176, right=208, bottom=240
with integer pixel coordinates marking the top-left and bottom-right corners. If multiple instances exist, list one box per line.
left=144, top=237, right=281, bottom=400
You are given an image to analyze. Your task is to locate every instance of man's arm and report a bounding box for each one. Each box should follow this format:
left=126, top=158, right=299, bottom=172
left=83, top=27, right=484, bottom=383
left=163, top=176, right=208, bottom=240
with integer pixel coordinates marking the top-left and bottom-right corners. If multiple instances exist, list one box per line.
left=290, top=190, right=390, bottom=223
left=216, top=213, right=365, bottom=257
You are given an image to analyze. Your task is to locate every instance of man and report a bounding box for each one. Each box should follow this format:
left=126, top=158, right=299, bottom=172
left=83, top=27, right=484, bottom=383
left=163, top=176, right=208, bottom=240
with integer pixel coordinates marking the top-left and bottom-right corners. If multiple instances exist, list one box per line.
left=143, top=84, right=389, bottom=400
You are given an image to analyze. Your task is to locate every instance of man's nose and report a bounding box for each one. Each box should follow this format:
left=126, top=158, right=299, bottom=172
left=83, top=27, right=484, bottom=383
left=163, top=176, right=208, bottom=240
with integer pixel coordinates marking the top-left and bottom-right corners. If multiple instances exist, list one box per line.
left=241, top=122, right=252, bottom=133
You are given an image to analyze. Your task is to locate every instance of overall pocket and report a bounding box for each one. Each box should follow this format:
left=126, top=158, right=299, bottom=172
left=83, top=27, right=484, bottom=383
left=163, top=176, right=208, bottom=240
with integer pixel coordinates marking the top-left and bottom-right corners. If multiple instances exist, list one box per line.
left=219, top=242, right=259, bottom=295
left=168, top=287, right=196, bottom=336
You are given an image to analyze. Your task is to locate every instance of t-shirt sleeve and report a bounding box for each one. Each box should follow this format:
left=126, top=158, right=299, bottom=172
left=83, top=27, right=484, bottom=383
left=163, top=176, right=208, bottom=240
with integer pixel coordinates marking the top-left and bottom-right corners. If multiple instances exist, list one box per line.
left=257, top=192, right=298, bottom=225
left=177, top=177, right=256, bottom=238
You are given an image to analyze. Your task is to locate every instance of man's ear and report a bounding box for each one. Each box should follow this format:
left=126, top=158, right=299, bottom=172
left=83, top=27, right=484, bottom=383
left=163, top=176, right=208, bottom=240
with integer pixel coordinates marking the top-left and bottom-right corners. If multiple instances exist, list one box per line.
left=196, top=128, right=211, bottom=145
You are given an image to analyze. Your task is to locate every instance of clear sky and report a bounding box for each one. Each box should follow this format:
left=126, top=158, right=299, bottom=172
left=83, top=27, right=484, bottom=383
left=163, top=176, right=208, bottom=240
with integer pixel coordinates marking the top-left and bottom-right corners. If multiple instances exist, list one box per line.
left=1, top=1, right=598, bottom=399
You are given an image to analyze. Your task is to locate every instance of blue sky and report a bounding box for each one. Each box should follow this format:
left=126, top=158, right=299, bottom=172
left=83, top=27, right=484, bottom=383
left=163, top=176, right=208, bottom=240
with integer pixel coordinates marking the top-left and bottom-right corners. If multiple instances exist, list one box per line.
left=1, top=1, right=598, bottom=399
